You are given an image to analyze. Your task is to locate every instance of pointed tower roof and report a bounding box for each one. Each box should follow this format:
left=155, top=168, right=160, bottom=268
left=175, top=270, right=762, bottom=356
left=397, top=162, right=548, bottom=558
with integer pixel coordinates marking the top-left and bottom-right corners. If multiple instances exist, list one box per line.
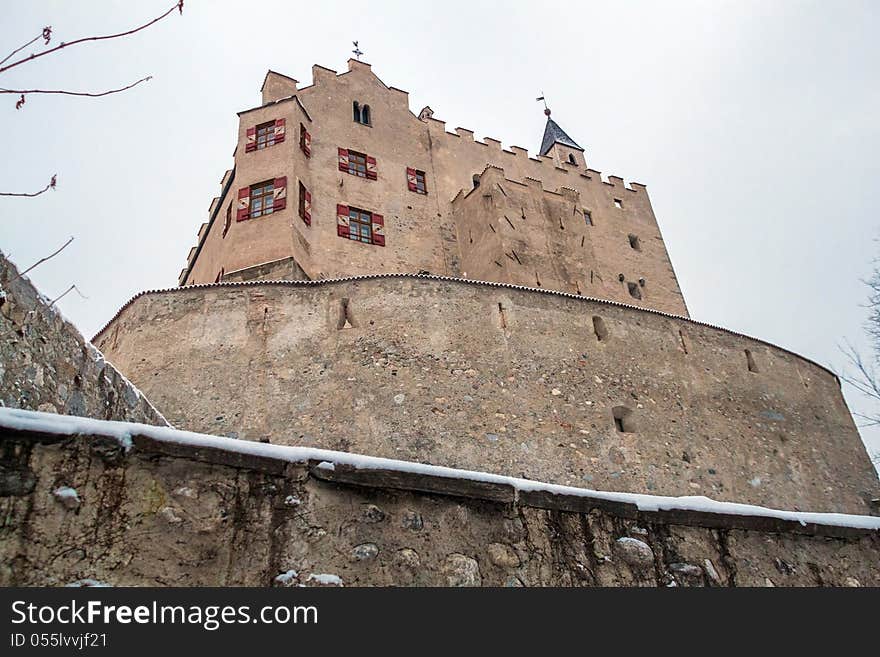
left=539, top=113, right=583, bottom=156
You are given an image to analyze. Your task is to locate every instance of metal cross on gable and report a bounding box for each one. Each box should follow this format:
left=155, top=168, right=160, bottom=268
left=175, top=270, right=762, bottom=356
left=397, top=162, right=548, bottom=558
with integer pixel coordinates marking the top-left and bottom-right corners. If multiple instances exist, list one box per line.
left=352, top=41, right=363, bottom=61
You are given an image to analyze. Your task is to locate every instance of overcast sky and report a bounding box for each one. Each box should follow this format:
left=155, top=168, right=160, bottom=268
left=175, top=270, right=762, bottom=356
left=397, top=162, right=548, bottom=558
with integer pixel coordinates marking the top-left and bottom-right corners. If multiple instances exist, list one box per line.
left=1, top=0, right=878, bottom=466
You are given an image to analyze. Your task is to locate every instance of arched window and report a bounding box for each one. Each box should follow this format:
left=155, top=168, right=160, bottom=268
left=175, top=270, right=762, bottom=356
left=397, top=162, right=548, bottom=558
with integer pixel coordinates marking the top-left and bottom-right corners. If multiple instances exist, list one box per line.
left=353, top=101, right=361, bottom=123
left=568, top=153, right=577, bottom=165
left=361, top=104, right=371, bottom=125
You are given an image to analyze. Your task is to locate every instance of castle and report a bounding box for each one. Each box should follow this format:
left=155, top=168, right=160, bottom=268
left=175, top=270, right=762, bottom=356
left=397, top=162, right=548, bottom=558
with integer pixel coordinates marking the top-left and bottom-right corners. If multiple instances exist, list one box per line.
left=2, top=60, right=878, bottom=587
left=177, top=60, right=687, bottom=318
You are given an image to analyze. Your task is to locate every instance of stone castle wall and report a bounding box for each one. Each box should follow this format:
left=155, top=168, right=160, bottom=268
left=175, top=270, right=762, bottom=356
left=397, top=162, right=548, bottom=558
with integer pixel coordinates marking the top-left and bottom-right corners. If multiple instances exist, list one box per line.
left=0, top=252, right=166, bottom=426
left=2, top=415, right=876, bottom=587
left=93, top=277, right=880, bottom=515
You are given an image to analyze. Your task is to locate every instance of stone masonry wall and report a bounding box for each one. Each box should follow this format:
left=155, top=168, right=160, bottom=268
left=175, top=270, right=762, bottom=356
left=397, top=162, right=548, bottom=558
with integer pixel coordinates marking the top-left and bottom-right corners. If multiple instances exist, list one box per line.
left=93, top=277, right=880, bottom=515
left=0, top=252, right=166, bottom=426
left=1, top=426, right=876, bottom=587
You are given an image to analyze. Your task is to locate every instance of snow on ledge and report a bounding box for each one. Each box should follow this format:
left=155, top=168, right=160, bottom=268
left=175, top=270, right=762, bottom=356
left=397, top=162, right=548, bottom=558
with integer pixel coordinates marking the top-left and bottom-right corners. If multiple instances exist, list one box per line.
left=2, top=407, right=879, bottom=532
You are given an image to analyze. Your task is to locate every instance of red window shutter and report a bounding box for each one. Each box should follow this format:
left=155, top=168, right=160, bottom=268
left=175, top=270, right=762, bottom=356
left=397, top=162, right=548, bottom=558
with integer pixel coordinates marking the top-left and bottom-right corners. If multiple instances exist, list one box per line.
left=337, top=204, right=350, bottom=238
left=371, top=214, right=385, bottom=246
left=338, top=148, right=349, bottom=172
left=304, top=190, right=312, bottom=225
left=301, top=127, right=311, bottom=158
left=274, top=118, right=286, bottom=144
left=272, top=177, right=287, bottom=211
left=366, top=155, right=378, bottom=180
left=245, top=127, right=257, bottom=153
left=236, top=186, right=251, bottom=221
left=406, top=167, right=417, bottom=192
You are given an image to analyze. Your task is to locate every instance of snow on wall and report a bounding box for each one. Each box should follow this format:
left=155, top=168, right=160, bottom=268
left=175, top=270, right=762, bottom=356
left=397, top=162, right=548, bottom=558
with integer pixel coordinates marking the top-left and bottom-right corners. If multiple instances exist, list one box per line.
left=2, top=407, right=878, bottom=532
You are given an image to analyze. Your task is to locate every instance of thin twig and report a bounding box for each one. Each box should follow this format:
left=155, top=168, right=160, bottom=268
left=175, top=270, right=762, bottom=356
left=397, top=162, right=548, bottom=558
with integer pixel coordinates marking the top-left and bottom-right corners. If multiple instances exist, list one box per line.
left=48, top=284, right=88, bottom=307
left=0, top=1, right=182, bottom=76
left=3, top=77, right=152, bottom=104
left=0, top=28, right=49, bottom=68
left=6, top=236, right=73, bottom=284
left=0, top=174, right=56, bottom=198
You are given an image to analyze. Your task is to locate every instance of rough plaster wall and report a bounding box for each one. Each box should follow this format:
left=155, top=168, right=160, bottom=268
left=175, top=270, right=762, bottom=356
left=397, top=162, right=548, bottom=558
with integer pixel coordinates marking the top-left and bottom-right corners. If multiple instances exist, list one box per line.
left=183, top=61, right=687, bottom=316
left=0, top=433, right=876, bottom=587
left=93, top=279, right=880, bottom=515
left=0, top=252, right=165, bottom=426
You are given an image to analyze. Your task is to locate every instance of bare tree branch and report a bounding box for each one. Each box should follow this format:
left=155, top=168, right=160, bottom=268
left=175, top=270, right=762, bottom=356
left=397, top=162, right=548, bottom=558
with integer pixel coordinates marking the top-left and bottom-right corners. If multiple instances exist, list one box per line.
left=2, top=76, right=152, bottom=106
left=0, top=174, right=56, bottom=198
left=6, top=236, right=73, bottom=284
left=48, top=284, right=88, bottom=307
left=0, top=1, right=183, bottom=76
left=0, top=27, right=52, bottom=67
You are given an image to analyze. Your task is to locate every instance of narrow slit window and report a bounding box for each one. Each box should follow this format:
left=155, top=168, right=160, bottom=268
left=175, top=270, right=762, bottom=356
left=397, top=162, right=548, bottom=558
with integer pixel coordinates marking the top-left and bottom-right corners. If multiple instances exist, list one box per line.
left=628, top=234, right=641, bottom=251
left=568, top=153, right=577, bottom=165
left=612, top=406, right=635, bottom=433
left=583, top=209, right=593, bottom=226
left=745, top=349, right=759, bottom=373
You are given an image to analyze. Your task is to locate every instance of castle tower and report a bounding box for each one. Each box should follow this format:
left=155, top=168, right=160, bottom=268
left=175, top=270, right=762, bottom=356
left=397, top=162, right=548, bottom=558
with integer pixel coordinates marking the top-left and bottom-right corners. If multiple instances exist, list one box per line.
left=539, top=110, right=585, bottom=169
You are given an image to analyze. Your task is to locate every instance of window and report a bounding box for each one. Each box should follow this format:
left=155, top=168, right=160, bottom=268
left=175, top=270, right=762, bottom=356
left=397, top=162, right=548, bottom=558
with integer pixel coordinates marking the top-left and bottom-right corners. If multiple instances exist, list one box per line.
left=348, top=207, right=373, bottom=243
left=583, top=209, right=593, bottom=226
left=349, top=150, right=367, bottom=177
left=338, top=148, right=377, bottom=180
left=336, top=203, right=385, bottom=246
left=407, top=168, right=427, bottom=194
left=222, top=203, right=232, bottom=238
left=353, top=101, right=371, bottom=125
left=298, top=181, right=311, bottom=226
left=614, top=198, right=623, bottom=209
left=568, top=153, right=577, bottom=165
left=299, top=123, right=311, bottom=158
left=256, top=122, right=276, bottom=150
left=245, top=119, right=286, bottom=152
left=249, top=180, right=275, bottom=218
left=628, top=234, right=641, bottom=251
left=472, top=174, right=480, bottom=189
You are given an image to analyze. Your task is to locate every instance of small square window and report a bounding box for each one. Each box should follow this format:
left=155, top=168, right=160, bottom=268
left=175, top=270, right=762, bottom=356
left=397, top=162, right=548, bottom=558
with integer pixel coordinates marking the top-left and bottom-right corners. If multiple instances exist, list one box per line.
left=614, top=198, right=623, bottom=209
left=255, top=121, right=276, bottom=150
left=348, top=150, right=367, bottom=178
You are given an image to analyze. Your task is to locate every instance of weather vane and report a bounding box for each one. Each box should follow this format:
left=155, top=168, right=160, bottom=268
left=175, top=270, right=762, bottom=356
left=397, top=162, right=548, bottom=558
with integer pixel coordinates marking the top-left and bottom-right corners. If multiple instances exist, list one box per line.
left=352, top=41, right=363, bottom=61
left=536, top=91, right=550, bottom=116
